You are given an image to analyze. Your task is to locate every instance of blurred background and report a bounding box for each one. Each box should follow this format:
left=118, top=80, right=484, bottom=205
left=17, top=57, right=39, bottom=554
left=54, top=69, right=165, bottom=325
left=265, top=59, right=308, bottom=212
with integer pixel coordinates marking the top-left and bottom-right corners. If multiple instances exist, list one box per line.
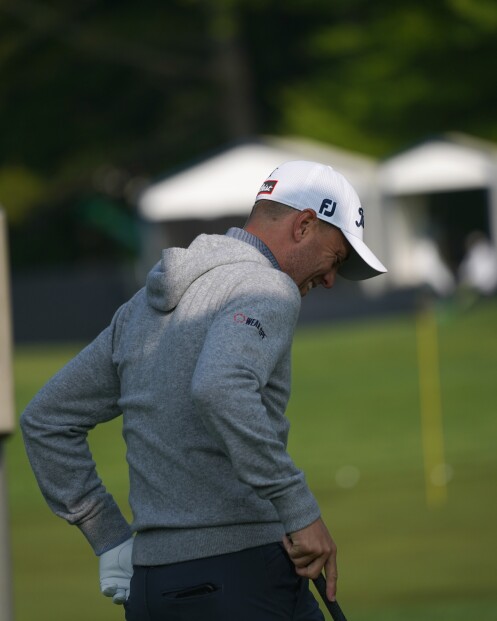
left=2, top=0, right=497, bottom=339
left=1, top=1, right=497, bottom=620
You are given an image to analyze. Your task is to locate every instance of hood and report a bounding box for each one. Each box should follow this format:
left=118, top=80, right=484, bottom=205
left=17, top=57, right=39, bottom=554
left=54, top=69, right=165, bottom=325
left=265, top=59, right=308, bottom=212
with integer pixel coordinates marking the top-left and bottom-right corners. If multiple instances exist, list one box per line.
left=146, top=234, right=268, bottom=312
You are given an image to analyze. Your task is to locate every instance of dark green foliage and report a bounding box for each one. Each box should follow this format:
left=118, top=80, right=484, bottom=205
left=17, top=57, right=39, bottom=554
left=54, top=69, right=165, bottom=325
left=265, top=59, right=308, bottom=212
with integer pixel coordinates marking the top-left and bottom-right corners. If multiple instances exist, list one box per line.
left=1, top=0, right=497, bottom=265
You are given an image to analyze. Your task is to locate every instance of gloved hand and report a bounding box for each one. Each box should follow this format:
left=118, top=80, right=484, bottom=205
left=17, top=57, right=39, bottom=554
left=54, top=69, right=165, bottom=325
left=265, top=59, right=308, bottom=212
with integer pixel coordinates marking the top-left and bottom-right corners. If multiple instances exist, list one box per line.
left=99, top=537, right=134, bottom=604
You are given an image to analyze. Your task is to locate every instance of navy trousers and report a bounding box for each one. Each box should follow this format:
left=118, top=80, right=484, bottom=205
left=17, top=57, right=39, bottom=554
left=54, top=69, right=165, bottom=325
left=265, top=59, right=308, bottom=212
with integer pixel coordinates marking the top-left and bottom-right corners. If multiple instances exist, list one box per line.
left=124, top=542, right=324, bottom=620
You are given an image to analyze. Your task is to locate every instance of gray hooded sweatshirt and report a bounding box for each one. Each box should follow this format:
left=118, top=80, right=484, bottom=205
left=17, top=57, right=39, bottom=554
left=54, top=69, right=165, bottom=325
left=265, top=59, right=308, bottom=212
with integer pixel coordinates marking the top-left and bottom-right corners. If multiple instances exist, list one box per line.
left=21, top=232, right=321, bottom=565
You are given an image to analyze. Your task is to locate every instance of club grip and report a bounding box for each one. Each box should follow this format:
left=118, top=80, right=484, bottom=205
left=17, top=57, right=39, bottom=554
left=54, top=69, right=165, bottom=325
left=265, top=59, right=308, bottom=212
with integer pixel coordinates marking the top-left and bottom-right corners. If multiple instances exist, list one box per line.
left=312, top=574, right=348, bottom=621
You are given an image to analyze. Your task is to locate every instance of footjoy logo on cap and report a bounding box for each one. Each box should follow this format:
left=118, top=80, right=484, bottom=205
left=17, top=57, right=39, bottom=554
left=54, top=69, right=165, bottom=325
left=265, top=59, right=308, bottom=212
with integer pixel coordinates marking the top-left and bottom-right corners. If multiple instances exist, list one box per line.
left=318, top=198, right=337, bottom=218
left=258, top=180, right=278, bottom=195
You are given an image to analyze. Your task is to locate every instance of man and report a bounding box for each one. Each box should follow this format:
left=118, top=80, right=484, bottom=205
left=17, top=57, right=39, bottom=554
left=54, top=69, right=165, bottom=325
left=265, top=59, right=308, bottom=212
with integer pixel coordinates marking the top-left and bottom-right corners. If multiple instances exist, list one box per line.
left=21, top=160, right=386, bottom=620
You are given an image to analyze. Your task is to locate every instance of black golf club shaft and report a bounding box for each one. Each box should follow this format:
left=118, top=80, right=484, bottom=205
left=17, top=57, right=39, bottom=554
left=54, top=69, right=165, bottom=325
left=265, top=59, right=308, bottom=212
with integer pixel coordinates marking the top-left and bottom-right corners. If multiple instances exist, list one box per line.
left=312, top=574, right=348, bottom=621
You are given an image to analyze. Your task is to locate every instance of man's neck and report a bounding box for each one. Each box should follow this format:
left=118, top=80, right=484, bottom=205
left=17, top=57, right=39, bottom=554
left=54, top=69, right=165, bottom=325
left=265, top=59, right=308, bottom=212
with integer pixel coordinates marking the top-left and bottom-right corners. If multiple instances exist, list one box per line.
left=225, top=227, right=280, bottom=271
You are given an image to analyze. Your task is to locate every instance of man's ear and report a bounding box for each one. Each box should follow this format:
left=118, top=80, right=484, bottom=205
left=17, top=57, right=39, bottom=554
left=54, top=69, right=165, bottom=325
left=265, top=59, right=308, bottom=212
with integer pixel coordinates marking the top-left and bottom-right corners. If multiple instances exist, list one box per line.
left=293, top=209, right=318, bottom=242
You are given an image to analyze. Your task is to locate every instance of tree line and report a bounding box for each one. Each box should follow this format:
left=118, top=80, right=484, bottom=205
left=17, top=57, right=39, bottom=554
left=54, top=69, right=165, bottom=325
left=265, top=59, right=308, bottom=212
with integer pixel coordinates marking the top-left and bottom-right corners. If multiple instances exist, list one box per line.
left=1, top=0, right=496, bottom=267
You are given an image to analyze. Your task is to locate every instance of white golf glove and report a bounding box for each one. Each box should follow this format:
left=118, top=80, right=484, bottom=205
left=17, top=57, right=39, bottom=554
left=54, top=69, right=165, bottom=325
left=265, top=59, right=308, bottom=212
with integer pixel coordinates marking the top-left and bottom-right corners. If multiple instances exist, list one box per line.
left=99, top=537, right=134, bottom=605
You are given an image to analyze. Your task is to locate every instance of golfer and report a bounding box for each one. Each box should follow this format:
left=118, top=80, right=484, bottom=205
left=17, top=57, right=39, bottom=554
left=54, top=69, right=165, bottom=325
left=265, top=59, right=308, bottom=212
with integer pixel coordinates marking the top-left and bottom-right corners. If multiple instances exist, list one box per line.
left=21, top=160, right=386, bottom=620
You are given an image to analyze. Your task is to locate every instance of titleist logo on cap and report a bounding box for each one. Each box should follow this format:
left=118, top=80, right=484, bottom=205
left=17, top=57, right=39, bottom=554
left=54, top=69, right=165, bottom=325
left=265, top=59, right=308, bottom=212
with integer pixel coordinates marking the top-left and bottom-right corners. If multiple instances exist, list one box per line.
left=258, top=180, right=278, bottom=195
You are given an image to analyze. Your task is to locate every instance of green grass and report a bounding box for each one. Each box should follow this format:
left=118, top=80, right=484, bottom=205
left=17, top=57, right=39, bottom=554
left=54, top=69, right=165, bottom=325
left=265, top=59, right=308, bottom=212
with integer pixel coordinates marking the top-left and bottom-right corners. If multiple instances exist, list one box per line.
left=5, top=298, right=497, bottom=620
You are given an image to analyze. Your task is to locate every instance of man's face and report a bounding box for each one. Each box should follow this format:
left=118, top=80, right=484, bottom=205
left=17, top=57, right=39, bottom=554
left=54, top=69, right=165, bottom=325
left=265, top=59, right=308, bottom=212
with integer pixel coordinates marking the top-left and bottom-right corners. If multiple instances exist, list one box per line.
left=287, top=220, right=350, bottom=297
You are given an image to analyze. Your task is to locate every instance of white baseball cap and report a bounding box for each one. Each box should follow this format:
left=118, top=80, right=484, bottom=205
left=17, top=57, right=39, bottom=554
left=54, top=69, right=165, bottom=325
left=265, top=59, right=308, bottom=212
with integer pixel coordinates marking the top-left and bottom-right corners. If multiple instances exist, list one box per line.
left=255, top=160, right=387, bottom=280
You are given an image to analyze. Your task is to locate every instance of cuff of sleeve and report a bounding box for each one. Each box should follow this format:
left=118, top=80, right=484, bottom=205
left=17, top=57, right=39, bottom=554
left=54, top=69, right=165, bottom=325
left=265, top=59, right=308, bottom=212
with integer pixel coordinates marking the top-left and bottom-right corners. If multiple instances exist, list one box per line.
left=77, top=499, right=133, bottom=556
left=271, top=485, right=321, bottom=534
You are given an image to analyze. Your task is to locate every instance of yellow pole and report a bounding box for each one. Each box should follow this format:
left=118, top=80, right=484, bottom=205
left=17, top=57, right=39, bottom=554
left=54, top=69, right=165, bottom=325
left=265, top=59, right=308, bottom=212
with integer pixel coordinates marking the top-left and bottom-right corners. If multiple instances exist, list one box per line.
left=416, top=303, right=448, bottom=507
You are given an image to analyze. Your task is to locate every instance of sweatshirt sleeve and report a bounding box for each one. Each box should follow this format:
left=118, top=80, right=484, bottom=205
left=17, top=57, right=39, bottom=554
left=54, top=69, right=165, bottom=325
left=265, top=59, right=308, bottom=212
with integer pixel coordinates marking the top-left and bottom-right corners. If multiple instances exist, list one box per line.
left=191, top=270, right=321, bottom=534
left=20, top=306, right=132, bottom=555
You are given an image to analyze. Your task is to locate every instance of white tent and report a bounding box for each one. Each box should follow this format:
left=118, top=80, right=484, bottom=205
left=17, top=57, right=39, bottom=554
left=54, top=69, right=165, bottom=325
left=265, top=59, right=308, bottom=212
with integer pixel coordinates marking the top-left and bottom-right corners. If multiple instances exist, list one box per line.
left=138, top=136, right=385, bottom=289
left=380, top=133, right=497, bottom=195
left=139, top=136, right=377, bottom=220
left=378, top=133, right=497, bottom=292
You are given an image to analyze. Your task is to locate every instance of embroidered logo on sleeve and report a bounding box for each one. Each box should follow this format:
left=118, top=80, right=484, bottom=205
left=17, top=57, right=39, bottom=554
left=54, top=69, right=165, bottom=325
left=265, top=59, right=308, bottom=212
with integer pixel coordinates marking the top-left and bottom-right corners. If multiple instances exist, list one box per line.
left=233, top=313, right=267, bottom=339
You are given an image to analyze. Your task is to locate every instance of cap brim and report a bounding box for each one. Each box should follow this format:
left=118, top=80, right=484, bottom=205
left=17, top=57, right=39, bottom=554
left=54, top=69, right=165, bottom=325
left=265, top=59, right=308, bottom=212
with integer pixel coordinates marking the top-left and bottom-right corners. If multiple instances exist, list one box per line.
left=339, top=231, right=387, bottom=281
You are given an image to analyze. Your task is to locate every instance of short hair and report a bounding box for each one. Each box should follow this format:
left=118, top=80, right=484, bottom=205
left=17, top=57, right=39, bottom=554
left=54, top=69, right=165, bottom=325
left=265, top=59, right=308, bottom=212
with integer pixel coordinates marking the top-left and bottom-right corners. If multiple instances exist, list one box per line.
left=246, top=200, right=335, bottom=234
left=246, top=199, right=295, bottom=224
